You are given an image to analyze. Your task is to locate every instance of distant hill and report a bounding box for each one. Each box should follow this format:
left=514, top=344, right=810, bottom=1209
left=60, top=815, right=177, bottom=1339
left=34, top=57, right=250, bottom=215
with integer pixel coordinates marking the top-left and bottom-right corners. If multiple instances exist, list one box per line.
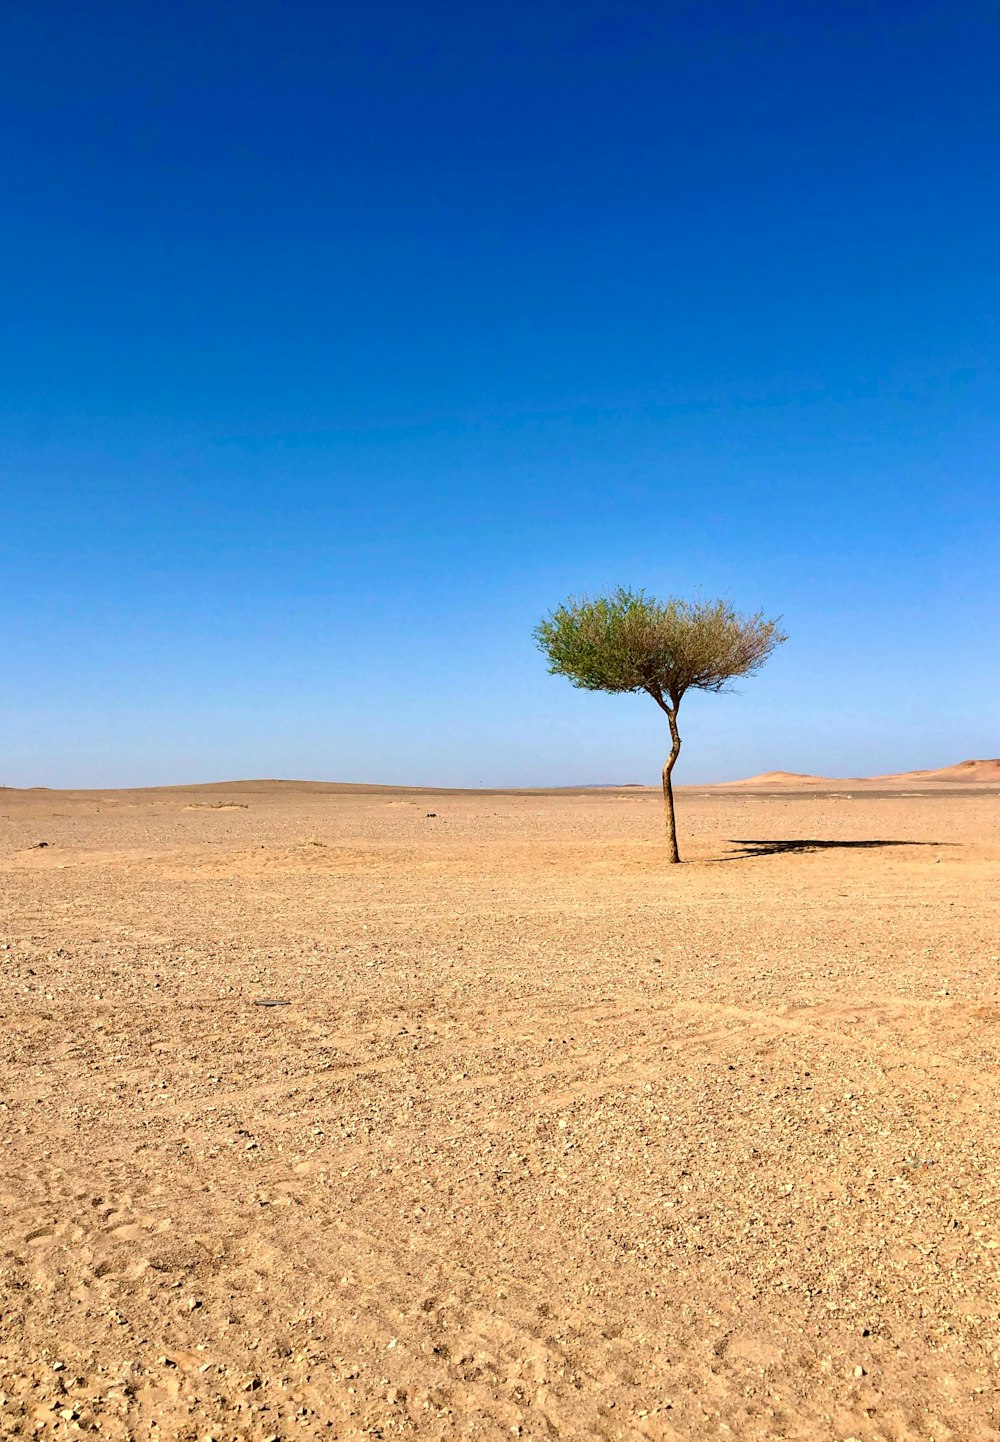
left=574, top=783, right=649, bottom=789
left=872, top=758, right=1000, bottom=783
left=714, top=758, right=1000, bottom=788
left=725, top=770, right=834, bottom=786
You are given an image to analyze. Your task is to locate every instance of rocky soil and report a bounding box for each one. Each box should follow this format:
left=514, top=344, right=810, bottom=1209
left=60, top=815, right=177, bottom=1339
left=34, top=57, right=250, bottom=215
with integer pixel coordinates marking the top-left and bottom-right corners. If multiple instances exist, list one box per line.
left=1, top=781, right=999, bottom=1440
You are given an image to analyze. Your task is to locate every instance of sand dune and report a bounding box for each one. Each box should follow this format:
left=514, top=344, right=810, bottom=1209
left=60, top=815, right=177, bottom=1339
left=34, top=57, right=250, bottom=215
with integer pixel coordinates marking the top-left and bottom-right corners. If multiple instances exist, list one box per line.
left=878, top=757, right=1000, bottom=783
left=720, top=757, right=1000, bottom=788
left=720, top=769, right=836, bottom=786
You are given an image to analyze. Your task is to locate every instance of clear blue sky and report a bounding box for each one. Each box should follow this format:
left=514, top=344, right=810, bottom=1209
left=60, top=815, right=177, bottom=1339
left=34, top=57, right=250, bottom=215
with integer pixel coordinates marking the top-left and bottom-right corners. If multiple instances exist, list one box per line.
left=3, top=1, right=998, bottom=787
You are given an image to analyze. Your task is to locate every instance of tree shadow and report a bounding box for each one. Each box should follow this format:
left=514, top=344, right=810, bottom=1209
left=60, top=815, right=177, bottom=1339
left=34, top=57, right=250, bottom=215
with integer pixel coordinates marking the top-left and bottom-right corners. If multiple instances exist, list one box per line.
left=719, top=838, right=953, bottom=860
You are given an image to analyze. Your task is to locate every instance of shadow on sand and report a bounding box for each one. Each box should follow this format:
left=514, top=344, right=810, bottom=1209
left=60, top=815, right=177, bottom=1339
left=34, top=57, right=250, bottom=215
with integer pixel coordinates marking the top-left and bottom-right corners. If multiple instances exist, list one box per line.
left=719, top=838, right=952, bottom=860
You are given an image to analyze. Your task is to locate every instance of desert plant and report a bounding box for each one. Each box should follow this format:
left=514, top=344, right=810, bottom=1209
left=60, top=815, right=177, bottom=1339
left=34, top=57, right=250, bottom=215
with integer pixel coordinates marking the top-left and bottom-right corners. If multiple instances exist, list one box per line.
left=535, top=589, right=786, bottom=862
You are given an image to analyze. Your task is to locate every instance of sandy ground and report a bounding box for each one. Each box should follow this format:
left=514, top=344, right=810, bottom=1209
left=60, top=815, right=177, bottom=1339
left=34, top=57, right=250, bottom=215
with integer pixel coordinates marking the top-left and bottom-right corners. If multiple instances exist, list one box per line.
left=2, top=779, right=1000, bottom=1441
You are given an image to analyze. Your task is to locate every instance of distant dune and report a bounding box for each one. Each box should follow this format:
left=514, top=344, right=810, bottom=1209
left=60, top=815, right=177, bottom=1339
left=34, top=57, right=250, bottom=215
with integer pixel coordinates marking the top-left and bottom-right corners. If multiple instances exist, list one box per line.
left=717, top=758, right=1000, bottom=788
left=4, top=760, right=998, bottom=797
left=724, top=770, right=835, bottom=786
left=873, top=758, right=1000, bottom=783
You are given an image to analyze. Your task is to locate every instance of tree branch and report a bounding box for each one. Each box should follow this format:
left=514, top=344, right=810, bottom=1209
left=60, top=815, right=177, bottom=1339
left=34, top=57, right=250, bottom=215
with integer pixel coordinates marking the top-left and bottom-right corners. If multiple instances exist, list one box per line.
left=646, top=686, right=674, bottom=718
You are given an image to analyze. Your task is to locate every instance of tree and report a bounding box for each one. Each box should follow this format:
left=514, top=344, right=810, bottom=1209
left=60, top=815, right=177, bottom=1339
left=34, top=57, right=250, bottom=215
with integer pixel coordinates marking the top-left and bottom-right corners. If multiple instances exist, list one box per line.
left=534, top=589, right=786, bottom=863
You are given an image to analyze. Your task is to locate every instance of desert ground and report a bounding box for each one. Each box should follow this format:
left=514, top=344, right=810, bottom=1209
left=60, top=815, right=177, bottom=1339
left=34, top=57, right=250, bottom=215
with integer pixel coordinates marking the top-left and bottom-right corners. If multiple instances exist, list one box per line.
left=2, top=775, right=999, bottom=1441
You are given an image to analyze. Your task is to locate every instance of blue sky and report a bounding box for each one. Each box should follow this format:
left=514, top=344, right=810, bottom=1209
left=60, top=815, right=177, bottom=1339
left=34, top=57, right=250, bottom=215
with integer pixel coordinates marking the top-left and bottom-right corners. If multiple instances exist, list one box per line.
left=3, top=1, right=998, bottom=787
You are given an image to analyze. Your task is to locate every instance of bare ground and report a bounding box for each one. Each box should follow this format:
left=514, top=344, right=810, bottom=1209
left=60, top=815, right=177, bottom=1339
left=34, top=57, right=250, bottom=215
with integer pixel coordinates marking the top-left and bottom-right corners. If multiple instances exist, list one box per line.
left=1, top=781, right=999, bottom=1441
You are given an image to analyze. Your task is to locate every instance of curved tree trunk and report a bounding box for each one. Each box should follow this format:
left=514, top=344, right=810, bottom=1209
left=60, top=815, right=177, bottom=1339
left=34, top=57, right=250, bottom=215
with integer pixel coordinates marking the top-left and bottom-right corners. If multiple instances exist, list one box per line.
left=661, top=706, right=682, bottom=863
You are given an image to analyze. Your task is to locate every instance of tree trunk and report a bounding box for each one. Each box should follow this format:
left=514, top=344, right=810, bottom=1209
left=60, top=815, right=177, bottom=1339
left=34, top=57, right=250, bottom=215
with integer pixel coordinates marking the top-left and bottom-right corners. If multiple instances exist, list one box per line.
left=661, top=707, right=682, bottom=863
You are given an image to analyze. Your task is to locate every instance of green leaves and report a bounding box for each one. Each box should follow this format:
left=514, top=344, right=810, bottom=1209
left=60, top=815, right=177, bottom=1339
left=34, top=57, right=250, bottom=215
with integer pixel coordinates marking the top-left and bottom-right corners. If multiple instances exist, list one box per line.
left=534, top=588, right=786, bottom=706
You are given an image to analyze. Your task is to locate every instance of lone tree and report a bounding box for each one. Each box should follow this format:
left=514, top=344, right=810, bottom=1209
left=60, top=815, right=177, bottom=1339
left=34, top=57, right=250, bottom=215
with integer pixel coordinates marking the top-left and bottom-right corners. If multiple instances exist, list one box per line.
left=535, top=589, right=786, bottom=863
